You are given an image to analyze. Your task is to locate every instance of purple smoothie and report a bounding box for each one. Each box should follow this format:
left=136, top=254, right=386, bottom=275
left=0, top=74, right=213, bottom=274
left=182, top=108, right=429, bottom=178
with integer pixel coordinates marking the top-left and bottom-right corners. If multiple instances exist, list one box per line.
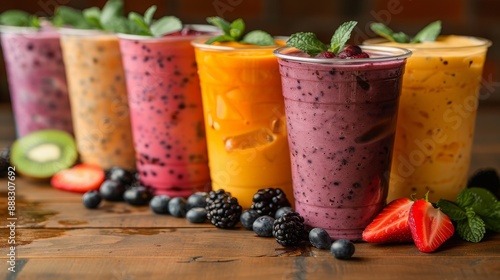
left=275, top=46, right=410, bottom=240
left=1, top=26, right=72, bottom=137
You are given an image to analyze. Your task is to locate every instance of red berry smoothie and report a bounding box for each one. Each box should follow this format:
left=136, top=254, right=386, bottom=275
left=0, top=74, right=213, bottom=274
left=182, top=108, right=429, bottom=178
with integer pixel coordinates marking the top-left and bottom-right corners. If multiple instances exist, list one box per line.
left=274, top=46, right=411, bottom=240
left=118, top=25, right=218, bottom=198
left=1, top=26, right=73, bottom=137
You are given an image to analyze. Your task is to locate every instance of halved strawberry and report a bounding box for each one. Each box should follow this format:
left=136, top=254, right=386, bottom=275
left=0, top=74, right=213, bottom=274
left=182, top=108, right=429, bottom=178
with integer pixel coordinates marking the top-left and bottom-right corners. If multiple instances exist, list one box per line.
left=408, top=198, right=455, bottom=253
left=51, top=164, right=105, bottom=193
left=362, top=197, right=414, bottom=243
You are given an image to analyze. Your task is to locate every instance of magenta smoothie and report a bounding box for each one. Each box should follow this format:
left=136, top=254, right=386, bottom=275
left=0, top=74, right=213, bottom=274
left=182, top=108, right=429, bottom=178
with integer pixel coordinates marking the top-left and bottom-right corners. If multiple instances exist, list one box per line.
left=118, top=26, right=217, bottom=198
left=275, top=46, right=410, bottom=240
left=1, top=26, right=73, bottom=137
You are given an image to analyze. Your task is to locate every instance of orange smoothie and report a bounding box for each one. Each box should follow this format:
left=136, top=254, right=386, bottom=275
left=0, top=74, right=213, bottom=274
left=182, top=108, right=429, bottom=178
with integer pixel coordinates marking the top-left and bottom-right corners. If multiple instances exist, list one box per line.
left=60, top=29, right=135, bottom=170
left=192, top=40, right=293, bottom=208
left=366, top=36, right=491, bottom=202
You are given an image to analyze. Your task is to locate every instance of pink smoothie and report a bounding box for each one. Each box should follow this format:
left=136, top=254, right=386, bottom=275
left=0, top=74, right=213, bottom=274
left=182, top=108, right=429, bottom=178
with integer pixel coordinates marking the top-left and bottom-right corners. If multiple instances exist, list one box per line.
left=119, top=26, right=217, bottom=198
left=1, top=26, right=72, bottom=137
left=275, top=46, right=410, bottom=240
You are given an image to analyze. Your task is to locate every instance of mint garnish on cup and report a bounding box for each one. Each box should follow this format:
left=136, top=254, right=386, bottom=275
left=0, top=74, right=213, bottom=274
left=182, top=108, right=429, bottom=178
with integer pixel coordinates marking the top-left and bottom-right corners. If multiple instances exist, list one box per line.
left=205, top=16, right=275, bottom=46
left=0, top=10, right=41, bottom=28
left=53, top=0, right=126, bottom=31
left=286, top=21, right=368, bottom=59
left=370, top=20, right=442, bottom=43
left=124, top=5, right=182, bottom=37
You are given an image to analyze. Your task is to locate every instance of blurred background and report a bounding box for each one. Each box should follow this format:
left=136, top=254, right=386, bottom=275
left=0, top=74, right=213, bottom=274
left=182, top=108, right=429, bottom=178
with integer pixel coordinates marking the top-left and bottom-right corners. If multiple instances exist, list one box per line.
left=0, top=0, right=499, bottom=104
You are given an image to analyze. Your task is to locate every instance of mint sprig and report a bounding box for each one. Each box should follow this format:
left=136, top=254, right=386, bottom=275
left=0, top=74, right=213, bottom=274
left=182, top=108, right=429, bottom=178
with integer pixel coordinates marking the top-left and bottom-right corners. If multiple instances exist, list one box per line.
left=0, top=10, right=41, bottom=28
left=205, top=17, right=275, bottom=46
left=126, top=6, right=182, bottom=37
left=53, top=0, right=126, bottom=32
left=370, top=20, right=441, bottom=43
left=286, top=21, right=358, bottom=56
left=437, top=187, right=500, bottom=243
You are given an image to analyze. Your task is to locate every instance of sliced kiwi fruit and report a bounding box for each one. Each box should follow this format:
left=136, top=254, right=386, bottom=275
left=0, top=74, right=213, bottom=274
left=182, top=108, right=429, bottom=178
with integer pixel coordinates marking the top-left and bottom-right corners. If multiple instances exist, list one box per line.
left=10, top=129, right=78, bottom=179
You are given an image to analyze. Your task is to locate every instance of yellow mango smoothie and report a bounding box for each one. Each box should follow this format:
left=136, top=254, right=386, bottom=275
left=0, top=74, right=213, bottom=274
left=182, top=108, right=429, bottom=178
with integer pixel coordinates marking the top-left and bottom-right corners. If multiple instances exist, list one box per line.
left=366, top=36, right=491, bottom=202
left=60, top=29, right=136, bottom=170
left=192, top=40, right=293, bottom=208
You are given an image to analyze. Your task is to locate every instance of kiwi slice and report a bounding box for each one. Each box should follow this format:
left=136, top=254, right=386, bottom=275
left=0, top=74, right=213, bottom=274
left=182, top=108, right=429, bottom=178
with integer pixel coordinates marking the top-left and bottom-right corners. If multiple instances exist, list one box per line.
left=10, top=129, right=78, bottom=179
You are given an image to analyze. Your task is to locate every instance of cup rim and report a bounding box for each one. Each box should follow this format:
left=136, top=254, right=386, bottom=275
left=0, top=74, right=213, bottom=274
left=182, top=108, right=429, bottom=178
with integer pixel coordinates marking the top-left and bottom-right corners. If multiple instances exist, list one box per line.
left=116, top=24, right=220, bottom=41
left=0, top=24, right=41, bottom=34
left=191, top=37, right=284, bottom=51
left=273, top=45, right=412, bottom=64
left=58, top=27, right=111, bottom=36
left=363, top=36, right=492, bottom=50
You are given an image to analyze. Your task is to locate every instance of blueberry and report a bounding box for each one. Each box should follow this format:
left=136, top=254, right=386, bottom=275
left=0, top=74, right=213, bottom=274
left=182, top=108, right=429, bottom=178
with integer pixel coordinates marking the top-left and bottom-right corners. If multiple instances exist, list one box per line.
left=309, top=228, right=332, bottom=249
left=330, top=239, right=355, bottom=259
left=150, top=195, right=171, bottom=214
left=274, top=206, right=294, bottom=219
left=168, top=197, right=187, bottom=218
left=186, top=192, right=207, bottom=209
left=240, top=209, right=260, bottom=230
left=186, top=207, right=207, bottom=223
left=252, top=215, right=275, bottom=237
left=123, top=186, right=152, bottom=206
left=82, top=190, right=101, bottom=209
left=107, top=166, right=134, bottom=185
left=99, top=179, right=126, bottom=201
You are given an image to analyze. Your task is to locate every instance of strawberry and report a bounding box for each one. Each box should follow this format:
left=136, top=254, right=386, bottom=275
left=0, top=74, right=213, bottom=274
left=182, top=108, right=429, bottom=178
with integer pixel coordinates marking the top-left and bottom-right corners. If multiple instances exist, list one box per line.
left=51, top=164, right=105, bottom=193
left=362, top=197, right=414, bottom=243
left=408, top=197, right=455, bottom=253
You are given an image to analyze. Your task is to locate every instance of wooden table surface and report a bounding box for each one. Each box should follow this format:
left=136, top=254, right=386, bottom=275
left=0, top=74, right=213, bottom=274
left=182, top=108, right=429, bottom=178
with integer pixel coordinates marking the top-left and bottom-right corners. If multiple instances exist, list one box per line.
left=1, top=103, right=500, bottom=280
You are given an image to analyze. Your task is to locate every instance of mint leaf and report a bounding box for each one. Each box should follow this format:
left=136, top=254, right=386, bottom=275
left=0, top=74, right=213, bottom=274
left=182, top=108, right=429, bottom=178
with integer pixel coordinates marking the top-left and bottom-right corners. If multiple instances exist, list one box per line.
left=128, top=12, right=150, bottom=35
left=456, top=208, right=486, bottom=242
left=411, top=20, right=441, bottom=43
left=241, top=30, right=275, bottom=46
left=104, top=16, right=131, bottom=34
left=0, top=10, right=32, bottom=27
left=150, top=16, right=182, bottom=37
left=329, top=21, right=357, bottom=54
left=206, top=16, right=231, bottom=34
left=286, top=32, right=327, bottom=56
left=205, top=34, right=234, bottom=45
left=457, top=188, right=476, bottom=208
left=53, top=6, right=93, bottom=29
left=437, top=199, right=467, bottom=221
left=370, top=23, right=397, bottom=42
left=479, top=202, right=500, bottom=233
left=144, top=5, right=157, bottom=26
left=229, top=18, right=245, bottom=40
left=83, top=7, right=102, bottom=29
left=458, top=188, right=498, bottom=214
left=392, top=32, right=410, bottom=43
left=100, top=0, right=124, bottom=28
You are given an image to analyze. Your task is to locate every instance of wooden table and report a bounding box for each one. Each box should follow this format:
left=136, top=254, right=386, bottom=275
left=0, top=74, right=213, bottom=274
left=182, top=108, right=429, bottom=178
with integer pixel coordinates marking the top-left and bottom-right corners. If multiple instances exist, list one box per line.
left=1, top=103, right=500, bottom=279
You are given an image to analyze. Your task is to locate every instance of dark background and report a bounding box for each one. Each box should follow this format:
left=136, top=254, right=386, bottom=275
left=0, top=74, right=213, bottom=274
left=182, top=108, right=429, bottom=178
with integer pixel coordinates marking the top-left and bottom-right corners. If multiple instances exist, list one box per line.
left=1, top=0, right=499, bottom=104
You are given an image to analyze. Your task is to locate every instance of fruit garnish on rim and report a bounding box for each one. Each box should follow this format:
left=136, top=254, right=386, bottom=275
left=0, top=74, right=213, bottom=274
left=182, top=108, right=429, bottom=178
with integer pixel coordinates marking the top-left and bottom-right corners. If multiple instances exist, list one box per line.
left=408, top=193, right=455, bottom=253
left=370, top=20, right=442, bottom=43
left=285, top=21, right=369, bottom=58
left=204, top=16, right=275, bottom=46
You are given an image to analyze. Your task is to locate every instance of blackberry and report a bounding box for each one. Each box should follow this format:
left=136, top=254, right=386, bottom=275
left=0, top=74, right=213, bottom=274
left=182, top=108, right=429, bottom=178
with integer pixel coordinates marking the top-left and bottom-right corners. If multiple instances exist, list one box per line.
left=0, top=146, right=10, bottom=177
left=205, top=189, right=242, bottom=229
left=251, top=188, right=291, bottom=217
left=273, top=212, right=306, bottom=247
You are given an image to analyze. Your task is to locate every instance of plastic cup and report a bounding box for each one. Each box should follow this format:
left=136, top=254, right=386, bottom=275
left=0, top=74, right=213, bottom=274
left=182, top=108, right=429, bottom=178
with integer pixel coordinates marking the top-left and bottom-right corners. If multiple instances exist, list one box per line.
left=192, top=39, right=294, bottom=208
left=274, top=45, right=411, bottom=240
left=59, top=28, right=135, bottom=170
left=118, top=25, right=218, bottom=198
left=365, top=36, right=492, bottom=202
left=0, top=25, right=73, bottom=137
